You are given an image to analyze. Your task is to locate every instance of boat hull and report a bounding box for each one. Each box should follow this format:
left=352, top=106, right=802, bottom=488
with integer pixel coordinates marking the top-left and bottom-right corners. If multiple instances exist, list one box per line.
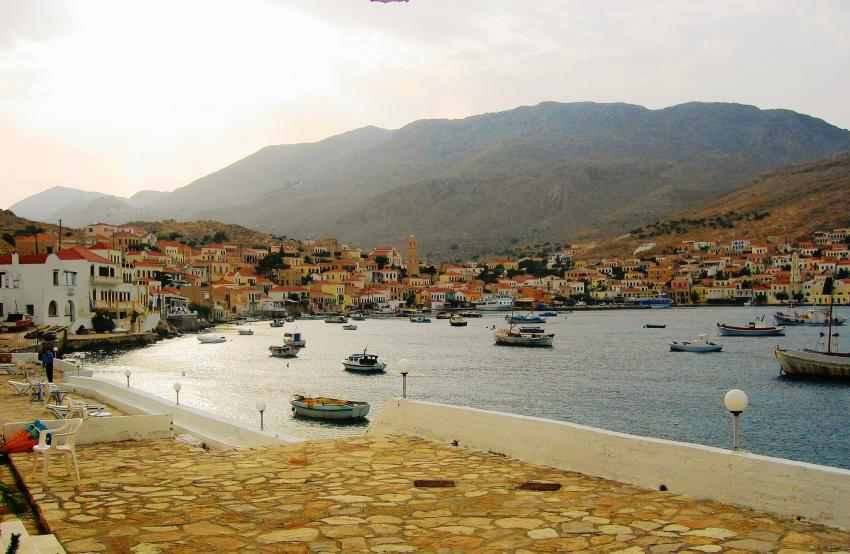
left=775, top=347, right=850, bottom=378
left=669, top=342, right=722, bottom=353
left=290, top=398, right=370, bottom=420
left=342, top=362, right=387, bottom=372
left=197, top=336, right=226, bottom=344
left=717, top=324, right=784, bottom=337
left=493, top=331, right=553, bottom=347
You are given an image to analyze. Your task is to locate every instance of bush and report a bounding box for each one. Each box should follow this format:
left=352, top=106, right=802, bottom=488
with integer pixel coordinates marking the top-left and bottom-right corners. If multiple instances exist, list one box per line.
left=91, top=312, right=115, bottom=333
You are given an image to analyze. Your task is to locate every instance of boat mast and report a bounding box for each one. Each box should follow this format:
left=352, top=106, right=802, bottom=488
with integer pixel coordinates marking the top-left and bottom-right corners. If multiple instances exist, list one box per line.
left=827, top=281, right=834, bottom=353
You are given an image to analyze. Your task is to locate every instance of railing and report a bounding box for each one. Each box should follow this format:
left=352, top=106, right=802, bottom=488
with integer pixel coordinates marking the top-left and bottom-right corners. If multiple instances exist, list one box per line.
left=90, top=275, right=122, bottom=285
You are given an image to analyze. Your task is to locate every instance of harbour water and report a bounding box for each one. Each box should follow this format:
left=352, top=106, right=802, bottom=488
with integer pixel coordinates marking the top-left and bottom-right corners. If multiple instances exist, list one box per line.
left=85, top=307, right=850, bottom=469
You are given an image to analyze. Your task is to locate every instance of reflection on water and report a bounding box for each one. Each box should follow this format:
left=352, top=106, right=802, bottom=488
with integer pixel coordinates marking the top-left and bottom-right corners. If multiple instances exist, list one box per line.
left=85, top=307, right=850, bottom=469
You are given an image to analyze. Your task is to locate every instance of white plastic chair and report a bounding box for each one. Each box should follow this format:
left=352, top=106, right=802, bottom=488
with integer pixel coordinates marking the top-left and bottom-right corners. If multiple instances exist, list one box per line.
left=31, top=418, right=83, bottom=482
left=7, top=380, right=32, bottom=395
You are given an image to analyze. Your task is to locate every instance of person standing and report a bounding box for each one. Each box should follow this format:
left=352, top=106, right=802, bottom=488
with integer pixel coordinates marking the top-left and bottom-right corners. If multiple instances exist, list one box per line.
left=42, top=348, right=54, bottom=383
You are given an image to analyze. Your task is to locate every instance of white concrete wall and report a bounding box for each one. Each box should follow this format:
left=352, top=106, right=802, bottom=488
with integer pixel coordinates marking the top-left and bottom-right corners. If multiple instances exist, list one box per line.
left=3, top=414, right=173, bottom=445
left=369, top=399, right=850, bottom=530
left=63, top=375, right=299, bottom=449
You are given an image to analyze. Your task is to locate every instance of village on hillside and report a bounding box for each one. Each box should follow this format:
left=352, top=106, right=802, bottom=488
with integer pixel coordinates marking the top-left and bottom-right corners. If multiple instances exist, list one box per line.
left=0, top=221, right=849, bottom=337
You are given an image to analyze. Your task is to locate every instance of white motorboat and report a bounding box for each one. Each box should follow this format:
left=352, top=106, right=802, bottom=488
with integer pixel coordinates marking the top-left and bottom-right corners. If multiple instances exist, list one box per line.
left=717, top=321, right=784, bottom=337
left=285, top=316, right=296, bottom=323
left=409, top=316, right=431, bottom=323
left=493, top=327, right=554, bottom=347
left=474, top=296, right=514, bottom=311
left=238, top=329, right=254, bottom=336
left=449, top=314, right=467, bottom=327
left=290, top=395, right=370, bottom=420
left=351, top=313, right=366, bottom=321
left=269, top=344, right=300, bottom=358
left=342, top=324, right=358, bottom=330
left=270, top=319, right=284, bottom=328
left=342, top=349, right=387, bottom=372
left=283, top=332, right=306, bottom=348
left=197, top=334, right=227, bottom=344
left=669, top=334, right=723, bottom=353
left=325, top=315, right=348, bottom=324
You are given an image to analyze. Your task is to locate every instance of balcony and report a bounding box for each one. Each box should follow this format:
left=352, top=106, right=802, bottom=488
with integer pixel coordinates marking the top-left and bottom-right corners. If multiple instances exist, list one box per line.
left=91, top=275, right=122, bottom=285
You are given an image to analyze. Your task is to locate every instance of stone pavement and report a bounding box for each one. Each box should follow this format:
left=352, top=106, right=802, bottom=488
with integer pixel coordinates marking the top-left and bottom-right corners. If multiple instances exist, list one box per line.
left=8, top=434, right=850, bottom=553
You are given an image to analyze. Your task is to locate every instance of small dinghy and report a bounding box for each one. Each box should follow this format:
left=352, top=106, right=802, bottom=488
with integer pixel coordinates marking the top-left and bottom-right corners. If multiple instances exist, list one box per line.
left=644, top=324, right=666, bottom=329
left=197, top=334, right=227, bottom=344
left=351, top=313, right=366, bottom=321
left=539, top=311, right=557, bottom=317
left=285, top=316, right=296, bottom=323
left=238, top=329, right=254, bottom=336
left=269, top=344, right=300, bottom=358
left=290, top=395, right=370, bottom=420
left=670, top=334, right=723, bottom=353
left=409, top=316, right=431, bottom=323
left=342, top=324, right=358, bottom=330
left=325, top=315, right=348, bottom=324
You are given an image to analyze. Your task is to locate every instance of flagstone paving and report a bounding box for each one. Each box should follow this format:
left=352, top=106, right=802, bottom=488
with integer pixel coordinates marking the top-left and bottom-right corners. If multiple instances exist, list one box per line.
left=8, top=434, right=850, bottom=553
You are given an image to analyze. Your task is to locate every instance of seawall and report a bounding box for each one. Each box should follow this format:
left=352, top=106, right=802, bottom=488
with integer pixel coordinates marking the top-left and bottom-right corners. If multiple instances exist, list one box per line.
left=368, top=399, right=850, bottom=530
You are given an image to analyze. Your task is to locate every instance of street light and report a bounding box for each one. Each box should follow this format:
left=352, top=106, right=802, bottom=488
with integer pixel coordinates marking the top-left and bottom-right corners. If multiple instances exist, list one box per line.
left=256, top=401, right=267, bottom=430
left=397, top=359, right=411, bottom=399
left=77, top=352, right=86, bottom=377
left=173, top=382, right=181, bottom=405
left=724, top=389, right=748, bottom=451
left=125, top=369, right=132, bottom=388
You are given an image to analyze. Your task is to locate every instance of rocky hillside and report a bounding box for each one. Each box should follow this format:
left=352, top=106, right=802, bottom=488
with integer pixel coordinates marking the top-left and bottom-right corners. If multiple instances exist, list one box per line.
left=127, top=220, right=278, bottom=247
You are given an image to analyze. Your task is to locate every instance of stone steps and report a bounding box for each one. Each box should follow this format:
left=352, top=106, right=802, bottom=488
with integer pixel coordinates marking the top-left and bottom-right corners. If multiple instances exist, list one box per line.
left=0, top=519, right=66, bottom=553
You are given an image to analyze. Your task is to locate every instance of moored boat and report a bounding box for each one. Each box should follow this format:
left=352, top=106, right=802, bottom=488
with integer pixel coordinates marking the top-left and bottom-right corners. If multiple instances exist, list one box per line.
left=283, top=332, right=306, bottom=348
left=775, top=309, right=846, bottom=327
left=290, top=395, right=370, bottom=420
left=285, top=316, right=296, bottom=323
left=351, top=313, right=366, bottom=321
left=775, top=296, right=850, bottom=379
left=270, top=319, right=284, bottom=328
left=197, top=334, right=227, bottom=344
left=505, top=313, right=545, bottom=324
left=325, top=315, right=348, bottom=324
left=539, top=311, right=557, bottom=317
left=436, top=311, right=451, bottom=320
left=460, top=311, right=482, bottom=318
left=269, top=344, right=300, bottom=358
left=449, top=314, right=467, bottom=327
left=474, top=296, right=514, bottom=311
left=493, top=327, right=554, bottom=347
left=409, top=316, right=431, bottom=323
left=644, top=324, right=666, bottom=329
left=717, top=321, right=784, bottom=337
left=669, top=335, right=723, bottom=353
left=342, top=324, right=358, bottom=330
left=342, top=349, right=387, bottom=372
left=238, top=329, right=254, bottom=336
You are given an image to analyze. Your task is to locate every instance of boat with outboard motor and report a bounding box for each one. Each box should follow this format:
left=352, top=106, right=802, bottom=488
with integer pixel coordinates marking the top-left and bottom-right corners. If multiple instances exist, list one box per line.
left=505, top=313, right=545, bottom=324
left=290, top=395, right=370, bottom=420
left=717, top=318, right=784, bottom=337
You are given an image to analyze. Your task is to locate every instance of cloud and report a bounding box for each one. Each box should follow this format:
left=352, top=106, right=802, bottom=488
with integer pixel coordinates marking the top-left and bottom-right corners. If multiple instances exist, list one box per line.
left=0, top=0, right=74, bottom=49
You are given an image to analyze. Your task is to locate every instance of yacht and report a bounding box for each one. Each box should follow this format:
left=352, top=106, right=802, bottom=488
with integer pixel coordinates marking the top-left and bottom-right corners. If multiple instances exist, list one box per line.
left=474, top=296, right=514, bottom=312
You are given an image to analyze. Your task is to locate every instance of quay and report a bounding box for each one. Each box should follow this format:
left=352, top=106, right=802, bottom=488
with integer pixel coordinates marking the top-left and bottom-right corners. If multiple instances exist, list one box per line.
left=1, top=360, right=850, bottom=552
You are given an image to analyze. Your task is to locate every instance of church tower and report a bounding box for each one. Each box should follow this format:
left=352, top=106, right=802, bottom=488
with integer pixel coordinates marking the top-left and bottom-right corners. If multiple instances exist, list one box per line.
left=406, top=235, right=420, bottom=276
left=790, top=250, right=801, bottom=295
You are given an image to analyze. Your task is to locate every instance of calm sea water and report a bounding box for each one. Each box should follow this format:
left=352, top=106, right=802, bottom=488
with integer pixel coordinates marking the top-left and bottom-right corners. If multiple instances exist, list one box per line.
left=84, top=307, right=850, bottom=469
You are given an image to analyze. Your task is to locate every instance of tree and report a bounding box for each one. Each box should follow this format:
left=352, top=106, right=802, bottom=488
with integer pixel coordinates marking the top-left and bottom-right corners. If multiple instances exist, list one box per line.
left=91, top=312, right=115, bottom=333
left=256, top=252, right=290, bottom=276
left=792, top=292, right=805, bottom=303
left=775, top=291, right=789, bottom=302
left=212, top=231, right=228, bottom=243
left=189, top=302, right=211, bottom=320
left=689, top=292, right=700, bottom=304
left=375, top=256, right=388, bottom=269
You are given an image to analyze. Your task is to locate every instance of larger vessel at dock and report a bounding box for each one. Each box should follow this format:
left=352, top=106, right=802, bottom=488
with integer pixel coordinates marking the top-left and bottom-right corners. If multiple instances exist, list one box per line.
left=473, top=296, right=513, bottom=311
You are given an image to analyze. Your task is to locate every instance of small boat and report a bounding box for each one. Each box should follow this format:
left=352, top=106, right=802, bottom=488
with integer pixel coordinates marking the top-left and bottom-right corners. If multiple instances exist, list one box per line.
left=775, top=310, right=846, bottom=327
left=744, top=301, right=754, bottom=307
left=436, top=311, right=451, bottom=320
left=717, top=321, right=784, bottom=337
left=342, top=324, right=358, bottom=330
left=270, top=319, right=285, bottom=328
left=409, top=317, right=431, bottom=323
left=518, top=325, right=546, bottom=334
left=474, top=296, right=514, bottom=311
left=775, top=297, right=850, bottom=379
left=325, top=315, right=348, bottom=324
left=197, top=334, right=227, bottom=344
left=351, top=313, right=366, bottom=321
left=505, top=313, right=545, bottom=324
left=238, top=329, right=254, bottom=336
left=493, top=327, right=554, bottom=347
left=298, top=314, right=315, bottom=320
left=539, top=311, right=558, bottom=317
left=644, top=324, right=666, bottom=329
left=283, top=332, right=306, bottom=348
left=669, top=335, right=723, bottom=353
left=637, top=294, right=672, bottom=309
left=449, top=314, right=467, bottom=327
left=290, top=395, right=370, bottom=420
left=460, top=311, right=482, bottom=318
left=269, top=344, right=300, bottom=358
left=343, top=349, right=387, bottom=372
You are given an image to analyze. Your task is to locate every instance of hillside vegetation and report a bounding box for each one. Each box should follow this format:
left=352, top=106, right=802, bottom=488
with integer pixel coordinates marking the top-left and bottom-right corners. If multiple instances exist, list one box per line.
left=127, top=219, right=278, bottom=247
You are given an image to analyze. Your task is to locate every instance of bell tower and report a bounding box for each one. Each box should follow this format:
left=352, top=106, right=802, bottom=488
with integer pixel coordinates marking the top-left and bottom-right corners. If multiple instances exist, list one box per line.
left=406, top=235, right=420, bottom=276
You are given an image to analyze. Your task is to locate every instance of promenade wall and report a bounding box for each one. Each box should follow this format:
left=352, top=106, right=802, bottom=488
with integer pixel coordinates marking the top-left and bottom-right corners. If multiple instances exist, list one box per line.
left=63, top=375, right=297, bottom=449
left=369, top=399, right=850, bottom=530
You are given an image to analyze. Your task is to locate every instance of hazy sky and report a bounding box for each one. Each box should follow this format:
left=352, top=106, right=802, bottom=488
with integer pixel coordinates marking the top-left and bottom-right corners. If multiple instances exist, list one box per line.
left=1, top=0, right=849, bottom=208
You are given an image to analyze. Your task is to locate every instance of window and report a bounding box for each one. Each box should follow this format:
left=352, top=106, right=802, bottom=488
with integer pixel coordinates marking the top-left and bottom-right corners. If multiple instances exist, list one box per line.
left=25, top=305, right=34, bottom=316
left=64, top=271, right=77, bottom=286
left=0, top=303, right=3, bottom=317
left=53, top=270, right=59, bottom=286
left=48, top=301, right=58, bottom=317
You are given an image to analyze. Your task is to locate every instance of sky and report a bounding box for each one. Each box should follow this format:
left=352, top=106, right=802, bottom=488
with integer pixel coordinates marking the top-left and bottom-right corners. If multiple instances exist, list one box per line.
left=1, top=0, right=849, bottom=209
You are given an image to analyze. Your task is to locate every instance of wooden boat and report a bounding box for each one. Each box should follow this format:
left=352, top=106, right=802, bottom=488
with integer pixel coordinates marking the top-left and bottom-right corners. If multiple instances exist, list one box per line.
left=343, top=349, right=386, bottom=372
left=342, top=324, right=358, bottom=330
left=197, top=334, right=227, bottom=344
left=669, top=335, right=722, bottom=353
left=505, top=313, right=545, bottom=324
left=283, top=332, right=306, bottom=348
left=449, top=314, right=467, bottom=327
left=325, top=315, right=348, bottom=324
left=290, top=395, right=370, bottom=420
left=493, top=327, right=554, bottom=347
left=717, top=321, right=784, bottom=337
left=775, top=297, right=850, bottom=379
left=774, top=310, right=846, bottom=327
left=436, top=311, right=451, bottom=320
left=238, top=329, right=254, bottom=335
left=644, top=324, right=666, bottom=329
left=409, top=317, right=431, bottom=323
left=269, top=344, right=300, bottom=358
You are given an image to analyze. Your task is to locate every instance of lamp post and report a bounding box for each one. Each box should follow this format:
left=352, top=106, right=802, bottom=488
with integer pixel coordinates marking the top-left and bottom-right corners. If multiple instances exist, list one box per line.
left=723, top=389, right=748, bottom=451
left=77, top=352, right=86, bottom=377
left=256, top=401, right=266, bottom=430
left=125, top=369, right=132, bottom=388
left=173, top=382, right=181, bottom=405
left=397, top=359, right=411, bottom=399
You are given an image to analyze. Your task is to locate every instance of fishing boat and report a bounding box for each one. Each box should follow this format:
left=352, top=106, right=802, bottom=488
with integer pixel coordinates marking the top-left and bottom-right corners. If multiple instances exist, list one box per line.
left=493, top=327, right=554, bottom=347
left=238, top=328, right=254, bottom=336
left=460, top=311, right=482, bottom=318
left=342, top=324, right=358, bottom=330
left=409, top=316, right=431, bottom=323
left=270, top=319, right=284, bottom=328
left=774, top=309, right=846, bottom=327
left=669, top=335, right=723, bottom=353
left=505, top=313, right=545, bottom=324
left=637, top=294, right=672, bottom=309
left=351, top=313, right=366, bottom=321
left=644, top=324, right=666, bottom=329
left=269, top=344, right=300, bottom=358
left=290, top=395, right=370, bottom=420
left=197, top=334, right=227, bottom=344
left=539, top=311, right=558, bottom=317
left=449, top=314, right=467, bottom=327
left=342, top=349, right=387, bottom=372
left=370, top=305, right=396, bottom=318
left=473, top=296, right=514, bottom=311
left=436, top=311, right=451, bottom=320
left=283, top=332, right=306, bottom=348
left=717, top=320, right=784, bottom=337
left=775, top=295, right=850, bottom=379
left=517, top=325, right=546, bottom=334
left=325, top=315, right=348, bottom=324
left=285, top=316, right=296, bottom=322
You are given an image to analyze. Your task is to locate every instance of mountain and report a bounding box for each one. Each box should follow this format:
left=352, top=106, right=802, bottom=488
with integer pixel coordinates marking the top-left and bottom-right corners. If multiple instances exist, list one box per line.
left=8, top=186, right=108, bottom=222
left=589, top=153, right=850, bottom=258
left=0, top=210, right=74, bottom=254
left=127, top=190, right=170, bottom=208
left=148, top=101, right=850, bottom=258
